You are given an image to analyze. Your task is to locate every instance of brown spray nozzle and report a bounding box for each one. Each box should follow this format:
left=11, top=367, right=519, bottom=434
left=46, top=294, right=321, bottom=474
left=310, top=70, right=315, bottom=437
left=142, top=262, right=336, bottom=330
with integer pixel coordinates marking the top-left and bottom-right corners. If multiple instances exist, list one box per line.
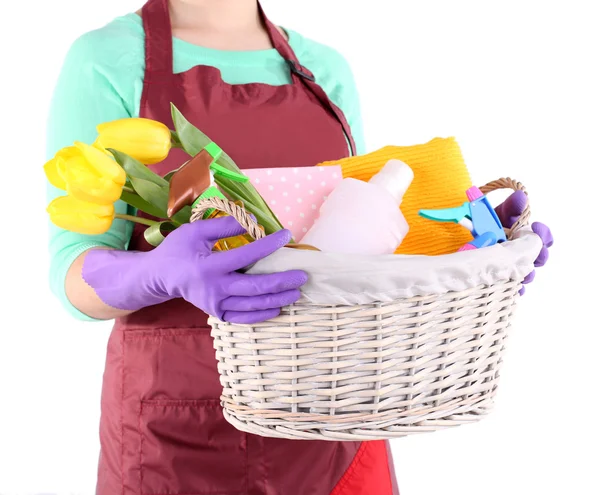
left=167, top=149, right=214, bottom=218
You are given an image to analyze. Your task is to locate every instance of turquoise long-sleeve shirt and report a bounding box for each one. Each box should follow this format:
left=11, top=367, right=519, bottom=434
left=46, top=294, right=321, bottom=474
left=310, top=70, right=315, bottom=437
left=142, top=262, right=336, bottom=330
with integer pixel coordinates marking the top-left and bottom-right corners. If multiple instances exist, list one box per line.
left=46, top=12, right=365, bottom=321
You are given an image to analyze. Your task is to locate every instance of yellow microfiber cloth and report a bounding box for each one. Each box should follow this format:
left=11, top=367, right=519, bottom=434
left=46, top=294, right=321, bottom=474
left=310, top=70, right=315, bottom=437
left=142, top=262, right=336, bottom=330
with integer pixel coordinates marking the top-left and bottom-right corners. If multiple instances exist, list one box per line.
left=318, top=137, right=474, bottom=256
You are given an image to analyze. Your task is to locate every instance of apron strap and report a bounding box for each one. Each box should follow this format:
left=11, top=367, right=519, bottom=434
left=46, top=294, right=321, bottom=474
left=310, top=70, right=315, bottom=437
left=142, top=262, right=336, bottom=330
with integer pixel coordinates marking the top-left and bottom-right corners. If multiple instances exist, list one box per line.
left=141, top=0, right=357, bottom=155
left=258, top=2, right=357, bottom=156
left=142, top=0, right=174, bottom=82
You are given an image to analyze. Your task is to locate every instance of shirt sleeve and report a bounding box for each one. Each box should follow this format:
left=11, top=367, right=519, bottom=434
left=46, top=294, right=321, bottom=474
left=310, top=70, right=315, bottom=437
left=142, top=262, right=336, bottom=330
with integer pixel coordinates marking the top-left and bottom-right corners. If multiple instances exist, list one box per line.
left=329, top=54, right=366, bottom=156
left=46, top=32, right=135, bottom=321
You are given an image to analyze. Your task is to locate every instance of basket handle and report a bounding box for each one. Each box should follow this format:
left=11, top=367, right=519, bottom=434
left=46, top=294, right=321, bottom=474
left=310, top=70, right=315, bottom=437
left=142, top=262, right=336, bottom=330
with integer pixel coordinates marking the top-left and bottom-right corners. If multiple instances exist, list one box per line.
left=191, top=197, right=320, bottom=250
left=479, top=177, right=531, bottom=240
left=191, top=196, right=266, bottom=240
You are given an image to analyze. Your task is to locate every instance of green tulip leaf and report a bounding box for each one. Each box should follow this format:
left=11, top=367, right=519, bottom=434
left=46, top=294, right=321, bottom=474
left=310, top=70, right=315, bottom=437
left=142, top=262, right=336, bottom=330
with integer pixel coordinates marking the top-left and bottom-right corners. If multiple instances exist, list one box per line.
left=108, top=149, right=168, bottom=188
left=130, top=177, right=168, bottom=209
left=120, top=189, right=166, bottom=218
left=129, top=176, right=191, bottom=225
left=171, top=104, right=210, bottom=156
left=215, top=179, right=280, bottom=235
left=215, top=176, right=283, bottom=234
left=144, top=221, right=177, bottom=247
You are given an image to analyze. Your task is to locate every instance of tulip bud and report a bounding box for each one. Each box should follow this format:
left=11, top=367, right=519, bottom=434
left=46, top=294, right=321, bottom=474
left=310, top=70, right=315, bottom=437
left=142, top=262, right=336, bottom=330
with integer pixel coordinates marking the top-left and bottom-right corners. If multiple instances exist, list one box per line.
left=93, top=141, right=115, bottom=157
left=63, top=155, right=124, bottom=205
left=47, top=196, right=115, bottom=235
left=43, top=146, right=81, bottom=190
left=74, top=142, right=126, bottom=186
left=96, top=118, right=171, bottom=165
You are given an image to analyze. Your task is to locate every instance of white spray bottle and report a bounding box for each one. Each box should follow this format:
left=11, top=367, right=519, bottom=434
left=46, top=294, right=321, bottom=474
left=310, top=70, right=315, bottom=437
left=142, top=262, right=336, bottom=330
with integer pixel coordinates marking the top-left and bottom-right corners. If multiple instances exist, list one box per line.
left=300, top=159, right=414, bottom=255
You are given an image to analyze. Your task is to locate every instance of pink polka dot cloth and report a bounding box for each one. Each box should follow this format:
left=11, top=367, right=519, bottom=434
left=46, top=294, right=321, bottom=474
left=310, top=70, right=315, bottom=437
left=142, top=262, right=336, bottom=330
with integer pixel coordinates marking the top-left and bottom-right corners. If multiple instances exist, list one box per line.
left=243, top=165, right=344, bottom=241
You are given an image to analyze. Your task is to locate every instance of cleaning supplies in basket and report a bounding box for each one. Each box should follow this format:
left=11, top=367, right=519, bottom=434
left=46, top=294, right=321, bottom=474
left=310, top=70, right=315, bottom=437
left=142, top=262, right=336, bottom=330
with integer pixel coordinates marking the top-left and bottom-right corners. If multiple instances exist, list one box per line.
left=419, top=185, right=507, bottom=251
left=317, top=137, right=474, bottom=255
left=243, top=165, right=343, bottom=241
left=299, top=159, right=414, bottom=254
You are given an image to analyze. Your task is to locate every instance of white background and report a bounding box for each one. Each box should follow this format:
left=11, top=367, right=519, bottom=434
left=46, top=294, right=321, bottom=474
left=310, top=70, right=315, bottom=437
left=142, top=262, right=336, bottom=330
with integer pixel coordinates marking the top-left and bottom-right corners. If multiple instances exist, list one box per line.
left=1, top=0, right=599, bottom=494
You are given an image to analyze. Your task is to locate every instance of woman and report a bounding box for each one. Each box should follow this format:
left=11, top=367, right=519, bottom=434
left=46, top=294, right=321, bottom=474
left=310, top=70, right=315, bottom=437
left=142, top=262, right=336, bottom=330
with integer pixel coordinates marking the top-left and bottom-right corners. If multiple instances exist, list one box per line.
left=46, top=0, right=553, bottom=493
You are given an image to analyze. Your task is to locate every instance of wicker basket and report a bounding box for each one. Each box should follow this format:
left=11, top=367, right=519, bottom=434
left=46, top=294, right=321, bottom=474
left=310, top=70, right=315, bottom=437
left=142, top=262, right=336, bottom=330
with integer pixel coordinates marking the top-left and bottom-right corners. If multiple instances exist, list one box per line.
left=193, top=178, right=533, bottom=441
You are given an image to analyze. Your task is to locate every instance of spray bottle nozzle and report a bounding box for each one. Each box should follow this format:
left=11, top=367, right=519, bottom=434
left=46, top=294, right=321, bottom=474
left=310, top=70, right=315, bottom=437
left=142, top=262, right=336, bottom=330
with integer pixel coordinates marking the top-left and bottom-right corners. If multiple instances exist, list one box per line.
left=191, top=142, right=250, bottom=215
left=204, top=142, right=248, bottom=183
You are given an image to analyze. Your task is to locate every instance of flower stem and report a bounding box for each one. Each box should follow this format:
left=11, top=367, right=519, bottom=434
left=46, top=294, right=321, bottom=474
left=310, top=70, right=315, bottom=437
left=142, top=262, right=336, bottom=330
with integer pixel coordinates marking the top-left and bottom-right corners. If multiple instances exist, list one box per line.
left=123, top=185, right=135, bottom=193
left=115, top=213, right=157, bottom=227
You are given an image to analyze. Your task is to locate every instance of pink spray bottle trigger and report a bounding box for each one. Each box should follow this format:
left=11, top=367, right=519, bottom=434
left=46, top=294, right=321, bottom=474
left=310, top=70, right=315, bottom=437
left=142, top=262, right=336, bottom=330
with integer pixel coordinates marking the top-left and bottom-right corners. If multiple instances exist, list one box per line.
left=418, top=186, right=507, bottom=252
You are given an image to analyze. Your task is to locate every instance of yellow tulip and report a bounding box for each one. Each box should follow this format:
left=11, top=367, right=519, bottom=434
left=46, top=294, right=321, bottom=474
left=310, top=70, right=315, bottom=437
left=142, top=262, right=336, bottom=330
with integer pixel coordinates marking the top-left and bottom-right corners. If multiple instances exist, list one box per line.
left=44, top=157, right=66, bottom=190
left=57, top=146, right=81, bottom=160
left=63, top=155, right=124, bottom=205
left=74, top=142, right=126, bottom=185
left=93, top=141, right=115, bottom=157
left=44, top=143, right=125, bottom=205
left=96, top=118, right=171, bottom=165
left=47, top=196, right=115, bottom=235
left=43, top=146, right=81, bottom=190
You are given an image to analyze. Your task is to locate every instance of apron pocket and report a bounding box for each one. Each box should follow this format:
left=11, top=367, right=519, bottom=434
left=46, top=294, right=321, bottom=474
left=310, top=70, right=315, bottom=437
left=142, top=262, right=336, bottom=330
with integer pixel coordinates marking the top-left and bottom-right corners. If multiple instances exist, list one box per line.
left=139, top=399, right=247, bottom=495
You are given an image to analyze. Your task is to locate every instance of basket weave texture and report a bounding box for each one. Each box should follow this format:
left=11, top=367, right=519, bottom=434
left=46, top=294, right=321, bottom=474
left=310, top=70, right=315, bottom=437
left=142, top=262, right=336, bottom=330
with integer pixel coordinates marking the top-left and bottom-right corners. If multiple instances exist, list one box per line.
left=195, top=178, right=531, bottom=441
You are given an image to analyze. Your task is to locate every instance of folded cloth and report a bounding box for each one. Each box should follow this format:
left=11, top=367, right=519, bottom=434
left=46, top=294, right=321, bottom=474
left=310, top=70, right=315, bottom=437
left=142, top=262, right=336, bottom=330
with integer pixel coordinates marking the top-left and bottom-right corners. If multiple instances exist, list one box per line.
left=318, top=137, right=474, bottom=256
left=244, top=165, right=343, bottom=242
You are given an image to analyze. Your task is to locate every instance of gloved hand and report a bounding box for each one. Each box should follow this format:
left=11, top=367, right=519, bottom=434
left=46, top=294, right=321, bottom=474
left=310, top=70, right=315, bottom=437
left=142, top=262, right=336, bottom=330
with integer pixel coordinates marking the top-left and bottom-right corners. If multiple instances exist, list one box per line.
left=82, top=217, right=307, bottom=324
left=495, top=190, right=554, bottom=295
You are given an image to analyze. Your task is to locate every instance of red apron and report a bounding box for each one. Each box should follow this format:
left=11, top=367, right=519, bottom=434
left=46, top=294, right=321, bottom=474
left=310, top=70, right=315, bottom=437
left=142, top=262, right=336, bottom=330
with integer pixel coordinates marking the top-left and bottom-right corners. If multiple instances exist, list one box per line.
left=96, top=1, right=399, bottom=493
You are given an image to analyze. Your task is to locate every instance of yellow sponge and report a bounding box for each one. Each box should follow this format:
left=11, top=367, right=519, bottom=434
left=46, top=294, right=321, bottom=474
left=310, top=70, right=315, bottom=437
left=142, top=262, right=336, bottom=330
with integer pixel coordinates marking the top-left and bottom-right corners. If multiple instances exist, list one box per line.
left=318, top=137, right=474, bottom=256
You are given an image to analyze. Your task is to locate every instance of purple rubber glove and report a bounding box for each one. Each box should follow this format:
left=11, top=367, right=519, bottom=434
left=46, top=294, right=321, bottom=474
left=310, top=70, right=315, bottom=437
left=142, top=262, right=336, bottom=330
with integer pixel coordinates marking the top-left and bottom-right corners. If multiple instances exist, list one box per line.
left=82, top=217, right=307, bottom=324
left=495, top=190, right=554, bottom=295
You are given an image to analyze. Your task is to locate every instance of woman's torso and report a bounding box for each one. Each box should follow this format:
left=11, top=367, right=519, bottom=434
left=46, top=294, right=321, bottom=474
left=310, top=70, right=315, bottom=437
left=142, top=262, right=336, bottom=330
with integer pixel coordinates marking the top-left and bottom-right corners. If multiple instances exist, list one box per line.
left=45, top=12, right=365, bottom=318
